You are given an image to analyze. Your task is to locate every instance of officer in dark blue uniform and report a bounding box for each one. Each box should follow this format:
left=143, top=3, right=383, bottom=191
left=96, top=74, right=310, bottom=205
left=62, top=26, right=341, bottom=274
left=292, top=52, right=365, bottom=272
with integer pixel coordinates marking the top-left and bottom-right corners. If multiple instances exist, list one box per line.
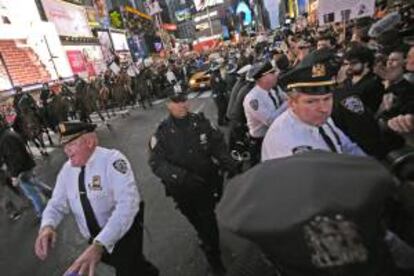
left=210, top=61, right=229, bottom=126
left=148, top=93, right=238, bottom=276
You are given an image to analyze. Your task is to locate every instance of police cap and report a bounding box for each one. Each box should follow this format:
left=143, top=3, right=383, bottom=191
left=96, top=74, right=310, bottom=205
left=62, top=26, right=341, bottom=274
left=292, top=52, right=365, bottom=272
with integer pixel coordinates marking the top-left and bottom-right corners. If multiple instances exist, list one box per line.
left=250, top=61, right=276, bottom=81
left=169, top=93, right=188, bottom=103
left=282, top=48, right=339, bottom=94
left=217, top=151, right=394, bottom=273
left=58, top=122, right=97, bottom=144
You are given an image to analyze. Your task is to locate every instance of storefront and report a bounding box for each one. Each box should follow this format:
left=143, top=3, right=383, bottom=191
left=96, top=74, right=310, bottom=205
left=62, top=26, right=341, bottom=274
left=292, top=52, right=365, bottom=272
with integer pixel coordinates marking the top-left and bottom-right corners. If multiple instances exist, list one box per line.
left=41, top=0, right=105, bottom=78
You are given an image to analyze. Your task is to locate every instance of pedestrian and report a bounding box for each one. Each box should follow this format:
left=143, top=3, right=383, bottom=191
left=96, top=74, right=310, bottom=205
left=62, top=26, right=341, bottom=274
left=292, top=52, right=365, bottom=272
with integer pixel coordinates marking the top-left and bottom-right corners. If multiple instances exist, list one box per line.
left=243, top=61, right=287, bottom=165
left=35, top=122, right=158, bottom=276
left=148, top=93, right=238, bottom=276
left=262, top=49, right=365, bottom=161
left=0, top=113, right=48, bottom=221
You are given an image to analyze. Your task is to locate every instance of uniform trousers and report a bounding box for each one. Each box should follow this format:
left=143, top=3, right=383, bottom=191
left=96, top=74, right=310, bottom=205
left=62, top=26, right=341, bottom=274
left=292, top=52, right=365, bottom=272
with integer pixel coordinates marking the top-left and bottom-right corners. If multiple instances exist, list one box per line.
left=93, top=206, right=159, bottom=276
left=214, top=95, right=229, bottom=126
left=173, top=187, right=221, bottom=260
left=249, top=136, right=263, bottom=167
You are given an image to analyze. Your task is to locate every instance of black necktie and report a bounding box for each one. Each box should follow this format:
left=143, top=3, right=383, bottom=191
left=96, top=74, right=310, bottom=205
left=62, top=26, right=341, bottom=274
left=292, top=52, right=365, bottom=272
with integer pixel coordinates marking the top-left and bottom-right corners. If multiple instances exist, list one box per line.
left=78, top=166, right=101, bottom=238
left=268, top=91, right=279, bottom=109
left=318, top=126, right=338, bottom=153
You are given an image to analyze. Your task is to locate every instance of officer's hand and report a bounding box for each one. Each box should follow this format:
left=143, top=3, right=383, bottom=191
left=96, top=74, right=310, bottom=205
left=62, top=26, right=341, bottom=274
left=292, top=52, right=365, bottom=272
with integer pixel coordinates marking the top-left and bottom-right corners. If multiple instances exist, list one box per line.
left=35, top=226, right=57, bottom=260
left=388, top=114, right=414, bottom=134
left=64, top=244, right=104, bottom=276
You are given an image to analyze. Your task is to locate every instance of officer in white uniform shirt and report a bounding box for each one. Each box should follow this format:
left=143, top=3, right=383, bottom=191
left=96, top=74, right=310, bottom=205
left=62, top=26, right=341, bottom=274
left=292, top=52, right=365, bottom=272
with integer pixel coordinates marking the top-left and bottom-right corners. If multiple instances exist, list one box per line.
left=262, top=49, right=365, bottom=161
left=243, top=61, right=288, bottom=164
left=34, top=122, right=158, bottom=276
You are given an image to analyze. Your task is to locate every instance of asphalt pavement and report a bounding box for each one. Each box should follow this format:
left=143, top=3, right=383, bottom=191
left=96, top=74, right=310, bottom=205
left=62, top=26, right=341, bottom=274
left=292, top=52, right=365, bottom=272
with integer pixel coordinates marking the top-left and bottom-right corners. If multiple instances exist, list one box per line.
left=0, top=92, right=251, bottom=276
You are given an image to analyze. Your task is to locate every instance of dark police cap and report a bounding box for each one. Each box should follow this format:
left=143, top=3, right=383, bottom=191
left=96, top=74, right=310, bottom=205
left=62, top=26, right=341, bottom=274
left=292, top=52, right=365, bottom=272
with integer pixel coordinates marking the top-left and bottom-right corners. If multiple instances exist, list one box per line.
left=250, top=61, right=276, bottom=81
left=58, top=121, right=97, bottom=144
left=281, top=48, right=339, bottom=94
left=169, top=93, right=188, bottom=103
left=217, top=151, right=394, bottom=272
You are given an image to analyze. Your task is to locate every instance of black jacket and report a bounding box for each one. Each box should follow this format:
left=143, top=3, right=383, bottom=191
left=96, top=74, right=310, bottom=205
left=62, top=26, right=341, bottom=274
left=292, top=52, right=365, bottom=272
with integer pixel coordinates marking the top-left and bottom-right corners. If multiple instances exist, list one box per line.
left=0, top=127, right=36, bottom=177
left=149, top=113, right=236, bottom=196
left=342, top=73, right=385, bottom=113
left=381, top=78, right=414, bottom=119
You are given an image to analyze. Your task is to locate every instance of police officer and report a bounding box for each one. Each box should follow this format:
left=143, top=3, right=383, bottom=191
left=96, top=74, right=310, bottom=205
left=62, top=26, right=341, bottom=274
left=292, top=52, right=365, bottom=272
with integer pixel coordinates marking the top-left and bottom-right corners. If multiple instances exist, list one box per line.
left=225, top=61, right=238, bottom=94
left=243, top=61, right=288, bottom=165
left=210, top=61, right=229, bottom=126
left=13, top=86, right=38, bottom=115
left=148, top=94, right=237, bottom=276
left=262, top=49, right=365, bottom=161
left=73, top=74, right=92, bottom=123
left=35, top=122, right=158, bottom=276
left=226, top=65, right=253, bottom=158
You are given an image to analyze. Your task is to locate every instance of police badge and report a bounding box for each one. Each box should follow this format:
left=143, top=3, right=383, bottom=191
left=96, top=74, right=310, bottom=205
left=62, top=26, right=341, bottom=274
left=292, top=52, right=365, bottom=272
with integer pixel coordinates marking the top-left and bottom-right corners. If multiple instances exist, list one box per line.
left=249, top=99, right=259, bottom=111
left=304, top=215, right=368, bottom=268
left=89, top=175, right=102, bottom=191
left=113, top=159, right=128, bottom=174
left=341, top=96, right=365, bottom=114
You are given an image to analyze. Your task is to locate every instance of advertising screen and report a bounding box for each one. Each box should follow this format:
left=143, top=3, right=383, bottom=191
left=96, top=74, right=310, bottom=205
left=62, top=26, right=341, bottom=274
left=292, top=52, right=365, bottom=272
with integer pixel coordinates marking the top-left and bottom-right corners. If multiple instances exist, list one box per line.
left=193, top=0, right=224, bottom=12
left=41, top=0, right=92, bottom=37
left=175, top=8, right=192, bottom=22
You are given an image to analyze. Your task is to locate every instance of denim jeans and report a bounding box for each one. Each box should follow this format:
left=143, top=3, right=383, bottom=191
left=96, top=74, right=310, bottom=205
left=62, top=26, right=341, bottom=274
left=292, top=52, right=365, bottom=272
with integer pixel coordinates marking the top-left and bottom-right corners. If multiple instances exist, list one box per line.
left=18, top=170, right=46, bottom=218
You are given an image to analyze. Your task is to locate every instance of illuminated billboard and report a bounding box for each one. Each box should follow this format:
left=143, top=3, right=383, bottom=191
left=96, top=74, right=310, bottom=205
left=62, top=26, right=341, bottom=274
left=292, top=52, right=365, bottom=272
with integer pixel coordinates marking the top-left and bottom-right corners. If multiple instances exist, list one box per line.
left=193, top=0, right=224, bottom=12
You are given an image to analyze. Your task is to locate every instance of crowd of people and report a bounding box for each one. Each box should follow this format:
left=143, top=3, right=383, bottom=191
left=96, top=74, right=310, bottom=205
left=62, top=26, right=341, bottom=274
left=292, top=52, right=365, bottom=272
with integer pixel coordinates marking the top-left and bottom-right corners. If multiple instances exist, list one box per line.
left=2, top=1, right=414, bottom=276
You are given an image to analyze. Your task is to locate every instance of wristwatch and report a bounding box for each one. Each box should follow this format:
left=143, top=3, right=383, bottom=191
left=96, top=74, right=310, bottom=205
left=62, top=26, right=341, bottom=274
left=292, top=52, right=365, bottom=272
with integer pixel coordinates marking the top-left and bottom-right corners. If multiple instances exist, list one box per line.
left=92, top=239, right=105, bottom=251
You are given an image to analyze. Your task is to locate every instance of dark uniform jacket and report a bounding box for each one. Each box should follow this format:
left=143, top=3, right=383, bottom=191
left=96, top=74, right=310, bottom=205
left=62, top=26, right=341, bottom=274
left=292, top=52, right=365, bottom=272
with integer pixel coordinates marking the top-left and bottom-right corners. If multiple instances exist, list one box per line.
left=332, top=86, right=399, bottom=159
left=149, top=113, right=236, bottom=198
left=343, top=72, right=385, bottom=113
left=225, top=73, right=238, bottom=94
left=0, top=127, right=36, bottom=177
left=210, top=71, right=227, bottom=97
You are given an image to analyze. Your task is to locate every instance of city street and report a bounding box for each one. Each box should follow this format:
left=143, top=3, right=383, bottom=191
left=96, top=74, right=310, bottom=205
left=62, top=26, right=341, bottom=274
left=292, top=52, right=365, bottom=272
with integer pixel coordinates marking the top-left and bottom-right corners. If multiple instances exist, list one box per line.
left=0, top=92, right=250, bottom=276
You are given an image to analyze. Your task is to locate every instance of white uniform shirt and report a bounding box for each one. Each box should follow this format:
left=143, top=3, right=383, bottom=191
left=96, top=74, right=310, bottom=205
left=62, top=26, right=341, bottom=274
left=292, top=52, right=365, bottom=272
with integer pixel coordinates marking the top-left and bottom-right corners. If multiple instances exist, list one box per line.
left=41, top=147, right=140, bottom=253
left=166, top=69, right=177, bottom=84
left=243, top=85, right=288, bottom=138
left=261, top=109, right=365, bottom=161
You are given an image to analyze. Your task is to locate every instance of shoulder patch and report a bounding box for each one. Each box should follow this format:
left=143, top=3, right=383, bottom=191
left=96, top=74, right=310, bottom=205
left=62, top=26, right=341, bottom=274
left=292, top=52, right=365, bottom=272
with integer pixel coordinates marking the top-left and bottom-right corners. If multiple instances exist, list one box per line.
left=292, top=146, right=313, bottom=155
left=249, top=99, right=259, bottom=111
left=113, top=159, right=128, bottom=174
left=341, top=96, right=364, bottom=114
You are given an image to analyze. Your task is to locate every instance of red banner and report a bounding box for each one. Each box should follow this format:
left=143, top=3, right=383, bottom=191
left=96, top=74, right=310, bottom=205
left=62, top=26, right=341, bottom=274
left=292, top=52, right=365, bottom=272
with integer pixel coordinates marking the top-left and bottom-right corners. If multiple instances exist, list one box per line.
left=66, top=50, right=86, bottom=74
